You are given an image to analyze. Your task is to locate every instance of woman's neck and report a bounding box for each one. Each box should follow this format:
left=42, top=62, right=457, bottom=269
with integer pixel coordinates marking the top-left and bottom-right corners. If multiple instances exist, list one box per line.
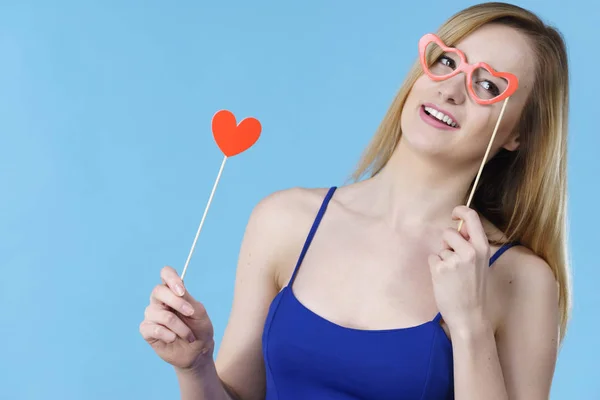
left=354, top=140, right=481, bottom=232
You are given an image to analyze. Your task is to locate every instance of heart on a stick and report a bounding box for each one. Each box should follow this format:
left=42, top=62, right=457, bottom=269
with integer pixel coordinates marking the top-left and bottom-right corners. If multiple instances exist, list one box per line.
left=179, top=109, right=262, bottom=281
left=212, top=109, right=261, bottom=157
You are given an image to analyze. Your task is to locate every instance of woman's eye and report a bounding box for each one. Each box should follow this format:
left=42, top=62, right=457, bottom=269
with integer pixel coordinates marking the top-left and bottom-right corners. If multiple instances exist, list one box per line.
left=479, top=80, right=500, bottom=96
left=438, top=55, right=456, bottom=69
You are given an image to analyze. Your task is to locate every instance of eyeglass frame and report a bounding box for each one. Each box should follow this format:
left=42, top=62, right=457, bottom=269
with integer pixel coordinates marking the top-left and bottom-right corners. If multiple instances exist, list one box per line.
left=418, top=33, right=519, bottom=105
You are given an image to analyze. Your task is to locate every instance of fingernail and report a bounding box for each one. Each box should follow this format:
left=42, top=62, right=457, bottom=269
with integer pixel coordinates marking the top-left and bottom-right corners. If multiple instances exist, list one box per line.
left=182, top=303, right=194, bottom=316
left=175, top=284, right=185, bottom=296
left=188, top=333, right=196, bottom=343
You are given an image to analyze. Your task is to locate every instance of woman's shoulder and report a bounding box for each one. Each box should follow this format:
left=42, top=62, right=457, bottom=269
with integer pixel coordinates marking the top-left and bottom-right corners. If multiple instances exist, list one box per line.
left=490, top=240, right=559, bottom=330
left=483, top=218, right=556, bottom=284
left=493, top=243, right=557, bottom=291
left=242, top=186, right=337, bottom=282
left=475, top=216, right=558, bottom=324
left=249, top=185, right=334, bottom=225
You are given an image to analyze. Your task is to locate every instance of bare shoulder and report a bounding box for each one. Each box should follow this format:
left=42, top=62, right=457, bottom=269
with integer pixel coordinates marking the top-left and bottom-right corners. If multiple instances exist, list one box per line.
left=490, top=245, right=561, bottom=398
left=494, top=245, right=558, bottom=297
left=248, top=186, right=332, bottom=234
left=246, top=185, right=335, bottom=286
left=214, top=185, right=334, bottom=400
left=492, top=244, right=559, bottom=330
left=251, top=186, right=331, bottom=220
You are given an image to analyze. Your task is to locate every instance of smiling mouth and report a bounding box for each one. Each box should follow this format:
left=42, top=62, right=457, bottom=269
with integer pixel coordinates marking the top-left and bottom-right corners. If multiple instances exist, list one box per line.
left=422, top=105, right=459, bottom=128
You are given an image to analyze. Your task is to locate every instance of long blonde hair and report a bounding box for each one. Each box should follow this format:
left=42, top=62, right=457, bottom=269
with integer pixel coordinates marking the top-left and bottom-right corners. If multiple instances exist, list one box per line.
left=352, top=2, right=571, bottom=344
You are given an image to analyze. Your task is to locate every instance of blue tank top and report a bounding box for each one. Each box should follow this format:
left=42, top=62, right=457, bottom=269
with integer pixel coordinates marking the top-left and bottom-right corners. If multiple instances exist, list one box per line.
left=261, top=186, right=517, bottom=399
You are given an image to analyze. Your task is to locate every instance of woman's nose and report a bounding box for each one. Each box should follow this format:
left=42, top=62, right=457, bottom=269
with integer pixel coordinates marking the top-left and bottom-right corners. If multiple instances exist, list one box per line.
left=438, top=74, right=467, bottom=105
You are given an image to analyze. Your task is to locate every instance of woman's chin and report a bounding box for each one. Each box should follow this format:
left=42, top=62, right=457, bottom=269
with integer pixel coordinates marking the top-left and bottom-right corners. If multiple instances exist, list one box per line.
left=400, top=130, right=455, bottom=158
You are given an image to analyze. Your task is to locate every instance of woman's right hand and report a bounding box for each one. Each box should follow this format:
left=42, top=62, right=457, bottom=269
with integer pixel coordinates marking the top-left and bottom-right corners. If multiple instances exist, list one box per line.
left=140, top=266, right=216, bottom=372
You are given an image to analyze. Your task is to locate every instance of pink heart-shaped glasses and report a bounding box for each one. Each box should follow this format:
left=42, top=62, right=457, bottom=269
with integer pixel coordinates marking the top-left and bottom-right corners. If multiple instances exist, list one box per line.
left=418, top=33, right=519, bottom=105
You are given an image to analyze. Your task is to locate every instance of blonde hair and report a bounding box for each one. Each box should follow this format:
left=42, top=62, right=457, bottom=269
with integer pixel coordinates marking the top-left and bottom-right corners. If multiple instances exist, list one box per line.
left=352, top=2, right=571, bottom=344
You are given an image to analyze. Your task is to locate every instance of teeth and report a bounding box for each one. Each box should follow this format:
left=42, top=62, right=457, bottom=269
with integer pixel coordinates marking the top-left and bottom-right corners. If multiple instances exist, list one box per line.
left=424, top=106, right=457, bottom=127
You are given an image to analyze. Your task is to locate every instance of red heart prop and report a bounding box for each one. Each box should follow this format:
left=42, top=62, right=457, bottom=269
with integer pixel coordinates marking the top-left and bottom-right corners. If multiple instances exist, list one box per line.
left=212, top=110, right=261, bottom=157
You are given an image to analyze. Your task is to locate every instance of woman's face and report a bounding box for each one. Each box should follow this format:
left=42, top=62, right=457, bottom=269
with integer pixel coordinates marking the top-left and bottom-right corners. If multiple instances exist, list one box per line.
left=400, top=23, right=537, bottom=164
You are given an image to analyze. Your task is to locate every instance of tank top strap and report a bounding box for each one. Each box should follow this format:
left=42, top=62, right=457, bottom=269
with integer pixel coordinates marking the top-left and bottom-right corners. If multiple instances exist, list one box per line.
left=489, top=241, right=519, bottom=266
left=288, top=186, right=337, bottom=287
left=431, top=241, right=520, bottom=324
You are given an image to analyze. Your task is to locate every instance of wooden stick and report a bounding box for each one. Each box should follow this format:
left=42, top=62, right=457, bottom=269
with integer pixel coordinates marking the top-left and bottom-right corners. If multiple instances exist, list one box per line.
left=180, top=155, right=228, bottom=281
left=457, top=97, right=510, bottom=232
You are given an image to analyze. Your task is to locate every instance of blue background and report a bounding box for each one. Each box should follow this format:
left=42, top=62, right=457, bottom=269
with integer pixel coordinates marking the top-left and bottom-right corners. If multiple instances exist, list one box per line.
left=1, top=1, right=597, bottom=399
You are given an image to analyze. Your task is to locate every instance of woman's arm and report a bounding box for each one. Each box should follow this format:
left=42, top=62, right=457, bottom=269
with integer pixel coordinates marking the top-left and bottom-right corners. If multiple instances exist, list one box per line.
left=174, top=362, right=239, bottom=400
left=165, top=188, right=303, bottom=400
left=451, top=315, right=509, bottom=400
left=210, top=188, right=310, bottom=400
left=496, top=253, right=559, bottom=399
left=451, top=252, right=559, bottom=400
left=430, top=207, right=560, bottom=400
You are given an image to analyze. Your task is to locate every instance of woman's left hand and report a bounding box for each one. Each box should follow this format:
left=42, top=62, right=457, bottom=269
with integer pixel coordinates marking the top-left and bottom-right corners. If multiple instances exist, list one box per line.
left=428, top=206, right=492, bottom=333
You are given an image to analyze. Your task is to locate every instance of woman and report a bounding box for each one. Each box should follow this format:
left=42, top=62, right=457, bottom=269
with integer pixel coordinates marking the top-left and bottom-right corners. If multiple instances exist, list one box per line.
left=139, top=2, right=571, bottom=399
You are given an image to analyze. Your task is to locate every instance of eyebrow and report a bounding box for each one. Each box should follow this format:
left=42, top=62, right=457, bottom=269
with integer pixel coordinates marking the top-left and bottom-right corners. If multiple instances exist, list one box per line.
left=450, top=43, right=510, bottom=72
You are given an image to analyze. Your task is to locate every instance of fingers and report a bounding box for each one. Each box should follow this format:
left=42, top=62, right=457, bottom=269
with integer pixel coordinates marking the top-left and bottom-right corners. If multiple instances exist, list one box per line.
left=433, top=248, right=460, bottom=272
left=140, top=266, right=208, bottom=349
left=160, top=266, right=186, bottom=297
left=442, top=228, right=475, bottom=261
left=452, top=206, right=488, bottom=250
left=144, top=304, right=196, bottom=343
left=150, top=284, right=195, bottom=317
left=438, top=248, right=455, bottom=261
left=428, top=252, right=458, bottom=276
left=139, top=320, right=177, bottom=343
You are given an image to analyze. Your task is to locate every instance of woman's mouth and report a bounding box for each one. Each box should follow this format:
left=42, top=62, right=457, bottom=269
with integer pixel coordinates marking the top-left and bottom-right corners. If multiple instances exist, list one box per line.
left=419, top=104, right=460, bottom=130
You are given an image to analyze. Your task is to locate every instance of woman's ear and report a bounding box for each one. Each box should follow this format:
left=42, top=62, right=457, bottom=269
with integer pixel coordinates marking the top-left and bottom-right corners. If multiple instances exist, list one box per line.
left=502, top=131, right=520, bottom=152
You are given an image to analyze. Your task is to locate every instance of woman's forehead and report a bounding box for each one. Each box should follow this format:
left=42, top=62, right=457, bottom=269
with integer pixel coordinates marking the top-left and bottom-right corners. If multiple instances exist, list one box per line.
left=453, top=25, right=536, bottom=86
